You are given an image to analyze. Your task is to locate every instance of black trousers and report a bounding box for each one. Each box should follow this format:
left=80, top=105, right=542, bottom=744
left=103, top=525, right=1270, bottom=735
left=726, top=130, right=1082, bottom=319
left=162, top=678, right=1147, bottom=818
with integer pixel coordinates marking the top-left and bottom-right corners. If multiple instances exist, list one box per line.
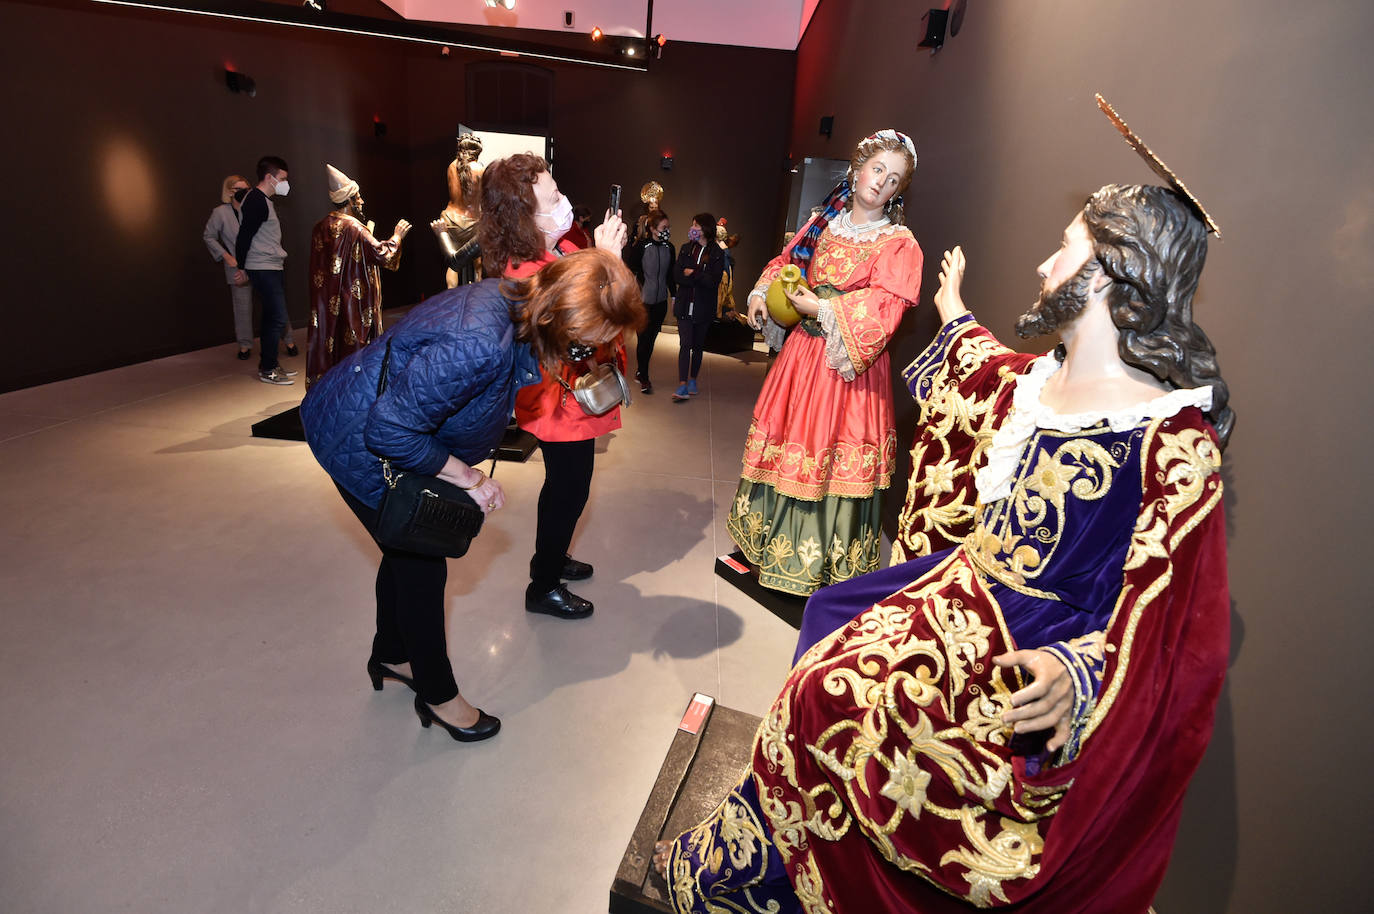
left=678, top=317, right=711, bottom=381
left=530, top=438, right=596, bottom=591
left=636, top=299, right=669, bottom=382
left=337, top=484, right=460, bottom=705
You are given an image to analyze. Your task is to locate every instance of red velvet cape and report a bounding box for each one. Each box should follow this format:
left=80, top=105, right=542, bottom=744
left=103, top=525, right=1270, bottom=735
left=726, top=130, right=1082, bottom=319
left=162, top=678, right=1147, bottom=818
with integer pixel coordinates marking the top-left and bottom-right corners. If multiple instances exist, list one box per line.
left=751, top=339, right=1230, bottom=912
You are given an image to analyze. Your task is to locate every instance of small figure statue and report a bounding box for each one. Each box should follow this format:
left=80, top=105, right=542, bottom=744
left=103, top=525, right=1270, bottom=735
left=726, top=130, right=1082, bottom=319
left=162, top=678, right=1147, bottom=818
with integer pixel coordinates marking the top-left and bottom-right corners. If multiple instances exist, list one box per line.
left=430, top=133, right=484, bottom=288
left=306, top=164, right=410, bottom=386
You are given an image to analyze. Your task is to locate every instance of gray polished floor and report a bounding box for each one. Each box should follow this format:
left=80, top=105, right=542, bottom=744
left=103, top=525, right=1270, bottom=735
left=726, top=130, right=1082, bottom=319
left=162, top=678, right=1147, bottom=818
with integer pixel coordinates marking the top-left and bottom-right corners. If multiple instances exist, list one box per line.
left=0, top=325, right=802, bottom=913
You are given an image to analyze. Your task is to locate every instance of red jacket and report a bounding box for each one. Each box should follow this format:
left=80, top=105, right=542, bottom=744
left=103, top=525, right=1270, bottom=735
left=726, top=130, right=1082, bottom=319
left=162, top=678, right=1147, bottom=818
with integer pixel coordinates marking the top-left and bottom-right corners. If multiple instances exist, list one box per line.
left=506, top=246, right=627, bottom=442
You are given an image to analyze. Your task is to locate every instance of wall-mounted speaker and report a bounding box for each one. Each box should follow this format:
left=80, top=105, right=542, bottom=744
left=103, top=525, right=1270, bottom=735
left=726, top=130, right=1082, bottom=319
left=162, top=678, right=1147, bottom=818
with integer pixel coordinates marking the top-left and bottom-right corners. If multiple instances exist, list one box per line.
left=918, top=9, right=949, bottom=51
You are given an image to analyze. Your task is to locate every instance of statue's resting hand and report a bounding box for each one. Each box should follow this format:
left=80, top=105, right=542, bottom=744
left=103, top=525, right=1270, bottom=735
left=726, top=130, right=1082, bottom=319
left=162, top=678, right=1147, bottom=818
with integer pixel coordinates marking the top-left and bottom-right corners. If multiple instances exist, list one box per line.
left=995, top=648, right=1074, bottom=753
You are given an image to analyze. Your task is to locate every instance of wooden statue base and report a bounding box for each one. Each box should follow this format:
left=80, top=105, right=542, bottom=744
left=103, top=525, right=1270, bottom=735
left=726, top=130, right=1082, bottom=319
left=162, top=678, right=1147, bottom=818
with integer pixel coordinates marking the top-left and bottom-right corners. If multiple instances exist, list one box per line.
left=609, top=695, right=762, bottom=913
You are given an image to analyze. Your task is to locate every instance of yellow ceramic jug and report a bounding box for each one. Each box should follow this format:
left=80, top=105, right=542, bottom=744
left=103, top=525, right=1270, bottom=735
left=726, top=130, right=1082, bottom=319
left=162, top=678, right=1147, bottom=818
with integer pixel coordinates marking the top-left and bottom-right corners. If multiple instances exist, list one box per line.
left=765, top=264, right=808, bottom=328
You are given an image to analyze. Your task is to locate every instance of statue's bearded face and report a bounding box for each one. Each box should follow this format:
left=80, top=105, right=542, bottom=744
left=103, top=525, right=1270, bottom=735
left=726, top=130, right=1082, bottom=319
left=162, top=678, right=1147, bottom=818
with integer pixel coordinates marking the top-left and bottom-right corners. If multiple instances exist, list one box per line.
left=1016, top=212, right=1098, bottom=339
left=1016, top=259, right=1099, bottom=339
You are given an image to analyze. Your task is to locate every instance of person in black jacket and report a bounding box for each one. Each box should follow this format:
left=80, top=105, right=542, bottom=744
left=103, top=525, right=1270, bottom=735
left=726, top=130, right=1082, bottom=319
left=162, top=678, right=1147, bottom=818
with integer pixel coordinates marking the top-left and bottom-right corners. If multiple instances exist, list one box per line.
left=671, top=212, right=725, bottom=401
left=624, top=209, right=675, bottom=394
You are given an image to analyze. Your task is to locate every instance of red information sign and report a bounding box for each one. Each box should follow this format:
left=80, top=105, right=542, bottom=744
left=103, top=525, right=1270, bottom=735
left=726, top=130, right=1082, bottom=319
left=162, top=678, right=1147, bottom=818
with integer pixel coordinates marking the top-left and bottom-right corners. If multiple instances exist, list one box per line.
left=719, top=554, right=749, bottom=574
left=678, top=693, right=714, bottom=734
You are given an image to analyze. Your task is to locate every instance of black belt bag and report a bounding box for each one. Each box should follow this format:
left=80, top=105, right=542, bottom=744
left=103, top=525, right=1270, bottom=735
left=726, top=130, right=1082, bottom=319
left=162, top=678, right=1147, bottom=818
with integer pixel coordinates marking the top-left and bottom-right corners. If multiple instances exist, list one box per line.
left=372, top=340, right=487, bottom=557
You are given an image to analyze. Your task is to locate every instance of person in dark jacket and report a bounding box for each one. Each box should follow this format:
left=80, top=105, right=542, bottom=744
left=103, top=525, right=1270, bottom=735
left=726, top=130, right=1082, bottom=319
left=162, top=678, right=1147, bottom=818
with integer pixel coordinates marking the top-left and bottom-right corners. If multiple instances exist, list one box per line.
left=300, top=248, right=644, bottom=743
left=624, top=209, right=675, bottom=394
left=671, top=212, right=725, bottom=401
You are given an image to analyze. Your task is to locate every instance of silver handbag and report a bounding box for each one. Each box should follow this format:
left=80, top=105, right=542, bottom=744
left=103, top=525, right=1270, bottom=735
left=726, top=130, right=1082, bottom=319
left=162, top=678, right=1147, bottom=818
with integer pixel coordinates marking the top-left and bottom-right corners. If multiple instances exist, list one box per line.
left=559, top=362, right=632, bottom=415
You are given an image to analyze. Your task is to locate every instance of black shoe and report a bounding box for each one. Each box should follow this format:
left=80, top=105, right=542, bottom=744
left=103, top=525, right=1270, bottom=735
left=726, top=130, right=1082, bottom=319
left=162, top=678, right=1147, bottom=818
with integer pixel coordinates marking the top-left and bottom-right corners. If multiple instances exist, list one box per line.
left=413, top=694, right=501, bottom=742
left=529, top=555, right=594, bottom=581
left=367, top=656, right=416, bottom=693
left=237, top=348, right=251, bottom=361
left=641, top=381, right=653, bottom=394
left=525, top=583, right=593, bottom=619
left=285, top=343, right=300, bottom=357
left=561, top=555, right=593, bottom=580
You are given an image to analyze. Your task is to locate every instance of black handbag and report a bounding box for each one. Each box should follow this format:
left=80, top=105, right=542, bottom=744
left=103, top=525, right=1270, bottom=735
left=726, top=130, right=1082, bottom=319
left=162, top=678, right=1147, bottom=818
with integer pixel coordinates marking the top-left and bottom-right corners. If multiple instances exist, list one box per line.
left=372, top=341, right=487, bottom=557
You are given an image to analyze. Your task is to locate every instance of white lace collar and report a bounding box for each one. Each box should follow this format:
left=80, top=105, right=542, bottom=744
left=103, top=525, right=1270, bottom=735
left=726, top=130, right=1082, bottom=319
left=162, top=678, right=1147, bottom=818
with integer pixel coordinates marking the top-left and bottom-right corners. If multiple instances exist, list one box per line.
left=974, top=355, right=1214, bottom=503
left=828, top=209, right=900, bottom=242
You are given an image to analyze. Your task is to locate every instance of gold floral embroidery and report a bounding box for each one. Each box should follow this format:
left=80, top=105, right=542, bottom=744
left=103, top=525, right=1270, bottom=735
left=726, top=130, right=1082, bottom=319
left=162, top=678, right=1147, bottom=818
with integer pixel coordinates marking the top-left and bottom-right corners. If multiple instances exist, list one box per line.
left=332, top=255, right=342, bottom=275
left=740, top=421, right=896, bottom=499
left=967, top=436, right=1120, bottom=591
left=893, top=327, right=1020, bottom=565
left=938, top=810, right=1044, bottom=906
left=667, top=787, right=778, bottom=913
left=1085, top=418, right=1223, bottom=743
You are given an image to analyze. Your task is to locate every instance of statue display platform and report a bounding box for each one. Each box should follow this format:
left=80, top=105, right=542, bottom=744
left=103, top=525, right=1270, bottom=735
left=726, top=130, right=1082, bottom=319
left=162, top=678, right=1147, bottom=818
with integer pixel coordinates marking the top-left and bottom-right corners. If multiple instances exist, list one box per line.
left=703, top=318, right=757, bottom=355
left=609, top=694, right=761, bottom=914
left=250, top=406, right=535, bottom=463
left=251, top=405, right=304, bottom=441
left=713, top=550, right=804, bottom=630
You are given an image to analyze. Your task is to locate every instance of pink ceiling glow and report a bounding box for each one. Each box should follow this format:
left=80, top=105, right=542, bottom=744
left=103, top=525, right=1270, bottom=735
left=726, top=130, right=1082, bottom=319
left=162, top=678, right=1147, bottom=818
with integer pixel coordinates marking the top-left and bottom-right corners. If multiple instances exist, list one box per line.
left=379, top=0, right=819, bottom=50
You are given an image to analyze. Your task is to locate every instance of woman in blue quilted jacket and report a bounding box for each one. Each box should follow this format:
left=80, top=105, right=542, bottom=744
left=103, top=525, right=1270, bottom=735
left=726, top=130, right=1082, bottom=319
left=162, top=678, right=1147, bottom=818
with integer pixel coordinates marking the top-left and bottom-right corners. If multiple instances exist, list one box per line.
left=301, top=248, right=643, bottom=742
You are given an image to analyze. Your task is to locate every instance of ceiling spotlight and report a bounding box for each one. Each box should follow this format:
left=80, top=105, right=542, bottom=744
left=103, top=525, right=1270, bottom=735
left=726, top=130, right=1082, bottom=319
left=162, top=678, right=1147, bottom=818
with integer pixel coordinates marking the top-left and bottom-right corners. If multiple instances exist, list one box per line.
left=654, top=34, right=666, bottom=47
left=302, top=0, right=325, bottom=10
left=625, top=45, right=636, bottom=56
left=590, top=26, right=603, bottom=41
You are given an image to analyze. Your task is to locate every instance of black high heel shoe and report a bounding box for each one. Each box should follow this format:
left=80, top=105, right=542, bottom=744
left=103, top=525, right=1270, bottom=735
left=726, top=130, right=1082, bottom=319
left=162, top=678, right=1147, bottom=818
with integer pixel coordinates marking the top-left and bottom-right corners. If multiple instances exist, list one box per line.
left=367, top=657, right=416, bottom=693
left=413, top=695, right=501, bottom=742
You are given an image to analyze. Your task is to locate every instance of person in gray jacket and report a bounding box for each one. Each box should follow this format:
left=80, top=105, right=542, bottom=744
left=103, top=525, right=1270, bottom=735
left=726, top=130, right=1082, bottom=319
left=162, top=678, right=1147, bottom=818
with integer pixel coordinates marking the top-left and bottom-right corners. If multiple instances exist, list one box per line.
left=203, top=173, right=297, bottom=361
left=624, top=209, right=675, bottom=394
left=234, top=155, right=300, bottom=384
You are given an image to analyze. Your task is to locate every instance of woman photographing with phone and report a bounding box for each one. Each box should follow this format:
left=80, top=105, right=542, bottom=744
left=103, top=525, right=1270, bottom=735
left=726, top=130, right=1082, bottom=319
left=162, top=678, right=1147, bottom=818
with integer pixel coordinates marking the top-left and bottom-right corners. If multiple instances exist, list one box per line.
left=479, top=154, right=635, bottom=620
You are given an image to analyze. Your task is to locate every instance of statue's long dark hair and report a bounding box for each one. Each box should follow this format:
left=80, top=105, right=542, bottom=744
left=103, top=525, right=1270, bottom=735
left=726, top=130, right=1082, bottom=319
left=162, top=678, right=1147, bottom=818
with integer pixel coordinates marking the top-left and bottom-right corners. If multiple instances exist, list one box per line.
left=455, top=134, right=484, bottom=201
left=1085, top=184, right=1234, bottom=447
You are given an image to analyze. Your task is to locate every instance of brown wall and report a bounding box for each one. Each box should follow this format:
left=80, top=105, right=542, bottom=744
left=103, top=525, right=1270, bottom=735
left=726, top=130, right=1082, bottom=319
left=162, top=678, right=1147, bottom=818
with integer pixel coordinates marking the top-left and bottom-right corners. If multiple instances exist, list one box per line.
left=788, top=0, right=1373, bottom=909
left=0, top=1, right=794, bottom=391
left=398, top=40, right=795, bottom=305
left=0, top=0, right=421, bottom=391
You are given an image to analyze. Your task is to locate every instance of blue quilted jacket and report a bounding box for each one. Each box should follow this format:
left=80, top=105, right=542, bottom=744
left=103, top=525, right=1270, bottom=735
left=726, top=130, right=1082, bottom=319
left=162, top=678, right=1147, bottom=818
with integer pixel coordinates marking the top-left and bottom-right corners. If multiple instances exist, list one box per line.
left=301, top=279, right=540, bottom=507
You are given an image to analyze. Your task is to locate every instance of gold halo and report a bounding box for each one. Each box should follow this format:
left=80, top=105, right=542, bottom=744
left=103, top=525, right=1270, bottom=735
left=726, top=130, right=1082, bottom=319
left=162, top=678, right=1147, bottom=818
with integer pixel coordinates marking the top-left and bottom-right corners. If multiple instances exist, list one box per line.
left=1095, top=94, right=1221, bottom=237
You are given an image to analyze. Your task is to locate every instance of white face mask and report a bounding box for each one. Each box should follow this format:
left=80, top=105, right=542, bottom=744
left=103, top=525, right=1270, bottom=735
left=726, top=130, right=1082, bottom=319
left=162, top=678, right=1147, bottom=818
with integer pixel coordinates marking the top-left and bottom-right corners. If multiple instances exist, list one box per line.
left=535, top=195, right=574, bottom=237
left=273, top=178, right=291, bottom=197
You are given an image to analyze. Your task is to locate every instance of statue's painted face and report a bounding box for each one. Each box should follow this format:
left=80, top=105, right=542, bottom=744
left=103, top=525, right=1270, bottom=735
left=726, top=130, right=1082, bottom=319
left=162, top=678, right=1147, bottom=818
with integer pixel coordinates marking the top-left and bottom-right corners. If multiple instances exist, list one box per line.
left=1036, top=213, right=1096, bottom=296
left=850, top=149, right=908, bottom=213
left=1016, top=214, right=1103, bottom=340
